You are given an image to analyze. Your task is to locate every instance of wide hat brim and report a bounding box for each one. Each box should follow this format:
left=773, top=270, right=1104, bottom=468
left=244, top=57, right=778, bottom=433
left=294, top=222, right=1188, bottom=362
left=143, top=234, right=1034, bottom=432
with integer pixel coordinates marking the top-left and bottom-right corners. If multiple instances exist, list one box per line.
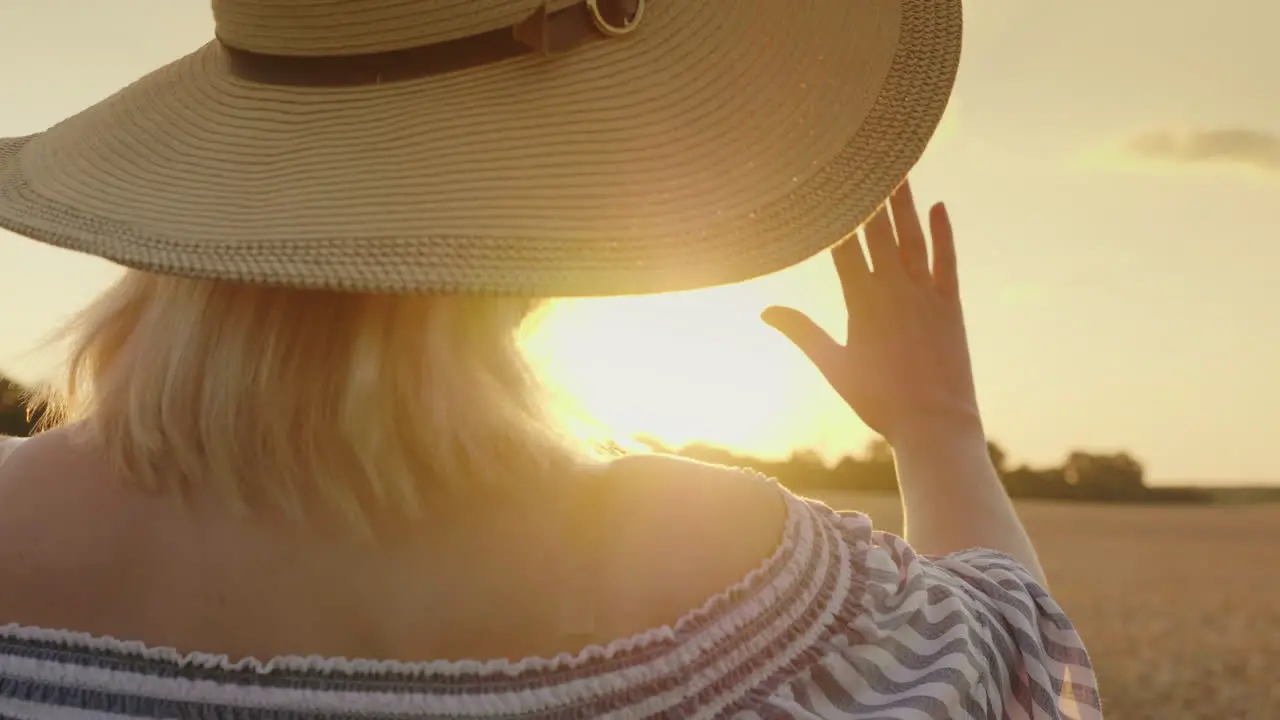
left=0, top=1, right=962, bottom=296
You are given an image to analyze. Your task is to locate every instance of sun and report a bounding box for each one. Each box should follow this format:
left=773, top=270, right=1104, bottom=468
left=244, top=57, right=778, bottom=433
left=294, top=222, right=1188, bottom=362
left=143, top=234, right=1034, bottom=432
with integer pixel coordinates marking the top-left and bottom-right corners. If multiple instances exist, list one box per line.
left=523, top=255, right=853, bottom=459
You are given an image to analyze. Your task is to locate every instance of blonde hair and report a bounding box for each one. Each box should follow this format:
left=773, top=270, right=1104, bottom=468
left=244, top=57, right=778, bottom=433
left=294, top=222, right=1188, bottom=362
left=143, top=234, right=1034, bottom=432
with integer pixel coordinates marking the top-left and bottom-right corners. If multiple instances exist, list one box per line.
left=34, top=270, right=594, bottom=534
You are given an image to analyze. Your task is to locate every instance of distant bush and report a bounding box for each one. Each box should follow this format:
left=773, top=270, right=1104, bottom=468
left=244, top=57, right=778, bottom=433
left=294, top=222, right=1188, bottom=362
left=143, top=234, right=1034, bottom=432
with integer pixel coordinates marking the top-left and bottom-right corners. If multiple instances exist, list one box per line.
left=0, top=376, right=38, bottom=437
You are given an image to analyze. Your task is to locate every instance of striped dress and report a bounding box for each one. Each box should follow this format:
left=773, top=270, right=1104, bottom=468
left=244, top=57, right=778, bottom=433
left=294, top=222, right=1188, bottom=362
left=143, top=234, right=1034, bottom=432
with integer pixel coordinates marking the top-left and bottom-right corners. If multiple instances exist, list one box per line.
left=0, top=479, right=1101, bottom=719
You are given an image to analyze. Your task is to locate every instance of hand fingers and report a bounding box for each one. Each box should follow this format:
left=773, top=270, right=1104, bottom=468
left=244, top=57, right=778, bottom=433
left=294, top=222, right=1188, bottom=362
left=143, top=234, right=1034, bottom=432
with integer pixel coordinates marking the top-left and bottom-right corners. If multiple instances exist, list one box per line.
left=862, top=203, right=903, bottom=280
left=929, top=203, right=959, bottom=298
left=760, top=306, right=844, bottom=379
left=890, top=180, right=929, bottom=282
left=831, top=236, right=870, bottom=310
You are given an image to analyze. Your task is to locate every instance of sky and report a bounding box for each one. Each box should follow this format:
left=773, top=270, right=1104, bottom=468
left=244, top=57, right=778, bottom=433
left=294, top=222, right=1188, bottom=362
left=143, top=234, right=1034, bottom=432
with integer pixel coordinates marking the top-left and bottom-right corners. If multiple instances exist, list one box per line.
left=2, top=2, right=1278, bottom=485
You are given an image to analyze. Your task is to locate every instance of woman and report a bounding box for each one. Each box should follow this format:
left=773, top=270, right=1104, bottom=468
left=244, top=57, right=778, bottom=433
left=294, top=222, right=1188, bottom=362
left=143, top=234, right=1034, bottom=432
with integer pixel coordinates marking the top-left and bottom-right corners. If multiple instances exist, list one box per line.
left=0, top=1, right=1101, bottom=717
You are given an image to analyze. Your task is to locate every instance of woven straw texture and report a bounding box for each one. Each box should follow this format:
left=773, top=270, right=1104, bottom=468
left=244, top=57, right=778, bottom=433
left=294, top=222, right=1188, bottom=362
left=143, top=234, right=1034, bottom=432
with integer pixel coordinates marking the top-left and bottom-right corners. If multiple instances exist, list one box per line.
left=0, top=0, right=962, bottom=296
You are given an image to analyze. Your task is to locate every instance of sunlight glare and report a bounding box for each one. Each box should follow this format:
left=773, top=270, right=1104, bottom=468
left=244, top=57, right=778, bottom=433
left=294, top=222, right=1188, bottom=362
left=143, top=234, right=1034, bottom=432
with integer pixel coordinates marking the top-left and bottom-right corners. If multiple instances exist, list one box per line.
left=524, top=254, right=855, bottom=458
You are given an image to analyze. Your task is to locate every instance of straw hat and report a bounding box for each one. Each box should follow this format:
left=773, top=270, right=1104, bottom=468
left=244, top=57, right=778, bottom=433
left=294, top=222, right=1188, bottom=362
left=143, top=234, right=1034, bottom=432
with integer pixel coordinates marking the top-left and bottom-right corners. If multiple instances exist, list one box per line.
left=0, top=0, right=962, bottom=296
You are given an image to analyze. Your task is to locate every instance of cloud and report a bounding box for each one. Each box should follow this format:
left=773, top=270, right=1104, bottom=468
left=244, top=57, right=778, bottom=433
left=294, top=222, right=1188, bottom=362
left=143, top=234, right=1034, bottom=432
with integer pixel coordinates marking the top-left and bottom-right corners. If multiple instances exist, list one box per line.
left=1122, top=128, right=1280, bottom=174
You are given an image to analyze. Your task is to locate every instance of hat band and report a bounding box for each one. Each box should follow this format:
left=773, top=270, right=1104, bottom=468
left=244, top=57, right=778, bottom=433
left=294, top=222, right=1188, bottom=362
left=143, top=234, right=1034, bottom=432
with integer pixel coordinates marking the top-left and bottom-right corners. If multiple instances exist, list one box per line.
left=217, top=0, right=645, bottom=88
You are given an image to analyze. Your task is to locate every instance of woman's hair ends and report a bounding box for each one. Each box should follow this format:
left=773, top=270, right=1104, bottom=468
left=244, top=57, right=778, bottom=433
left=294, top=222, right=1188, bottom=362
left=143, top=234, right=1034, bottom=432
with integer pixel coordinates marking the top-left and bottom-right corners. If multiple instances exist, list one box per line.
left=33, top=271, right=590, bottom=534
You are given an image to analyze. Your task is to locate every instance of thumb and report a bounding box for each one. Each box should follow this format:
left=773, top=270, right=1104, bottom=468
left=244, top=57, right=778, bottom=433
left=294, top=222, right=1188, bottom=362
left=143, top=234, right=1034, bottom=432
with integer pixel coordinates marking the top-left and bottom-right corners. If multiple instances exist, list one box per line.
left=760, top=306, right=843, bottom=374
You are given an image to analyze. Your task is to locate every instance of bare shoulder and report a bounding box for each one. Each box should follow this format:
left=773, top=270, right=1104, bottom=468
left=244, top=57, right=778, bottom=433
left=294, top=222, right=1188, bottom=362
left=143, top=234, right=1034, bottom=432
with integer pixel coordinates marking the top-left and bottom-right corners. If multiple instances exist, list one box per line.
left=593, top=454, right=789, bottom=623
left=0, top=435, right=28, bottom=467
left=0, top=425, right=141, bottom=621
left=0, top=424, right=98, bottom=495
left=0, top=424, right=119, bottom=536
left=602, top=453, right=785, bottom=527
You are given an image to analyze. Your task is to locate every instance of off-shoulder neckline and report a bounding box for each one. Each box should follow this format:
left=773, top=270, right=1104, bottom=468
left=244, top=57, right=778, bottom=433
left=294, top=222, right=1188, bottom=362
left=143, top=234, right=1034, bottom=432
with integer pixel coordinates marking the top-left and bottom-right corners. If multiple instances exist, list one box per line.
left=0, top=474, right=835, bottom=682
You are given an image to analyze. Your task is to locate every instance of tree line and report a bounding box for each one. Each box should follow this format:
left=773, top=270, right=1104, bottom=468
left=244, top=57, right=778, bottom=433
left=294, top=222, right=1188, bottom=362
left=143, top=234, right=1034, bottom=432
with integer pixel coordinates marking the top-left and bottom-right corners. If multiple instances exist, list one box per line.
left=638, top=435, right=1214, bottom=504
left=0, top=374, right=1213, bottom=503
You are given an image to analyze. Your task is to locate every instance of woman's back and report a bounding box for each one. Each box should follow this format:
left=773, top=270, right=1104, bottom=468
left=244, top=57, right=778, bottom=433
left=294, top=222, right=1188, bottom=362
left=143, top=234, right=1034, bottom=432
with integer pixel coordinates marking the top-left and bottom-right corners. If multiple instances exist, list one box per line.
left=0, top=426, right=1097, bottom=719
left=0, top=426, right=785, bottom=664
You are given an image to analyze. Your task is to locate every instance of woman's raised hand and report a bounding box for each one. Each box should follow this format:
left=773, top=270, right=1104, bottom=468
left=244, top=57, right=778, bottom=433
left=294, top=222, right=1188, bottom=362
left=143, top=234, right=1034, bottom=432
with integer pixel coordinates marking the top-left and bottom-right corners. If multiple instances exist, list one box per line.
left=762, top=180, right=984, bottom=446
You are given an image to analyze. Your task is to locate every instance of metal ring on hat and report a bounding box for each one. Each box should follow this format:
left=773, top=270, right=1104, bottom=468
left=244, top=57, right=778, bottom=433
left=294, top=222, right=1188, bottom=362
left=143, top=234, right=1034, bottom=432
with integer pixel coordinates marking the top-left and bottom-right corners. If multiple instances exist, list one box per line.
left=586, top=0, right=645, bottom=37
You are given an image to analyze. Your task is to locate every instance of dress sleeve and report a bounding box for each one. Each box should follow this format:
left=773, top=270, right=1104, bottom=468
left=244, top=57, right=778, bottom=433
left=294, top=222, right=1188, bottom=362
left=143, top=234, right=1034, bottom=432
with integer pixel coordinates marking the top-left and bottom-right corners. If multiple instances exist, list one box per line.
left=838, top=510, right=1103, bottom=719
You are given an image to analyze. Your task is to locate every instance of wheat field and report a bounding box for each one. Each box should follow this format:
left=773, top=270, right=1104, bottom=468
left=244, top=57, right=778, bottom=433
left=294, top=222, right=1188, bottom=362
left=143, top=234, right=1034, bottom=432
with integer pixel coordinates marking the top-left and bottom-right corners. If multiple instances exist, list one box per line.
left=807, top=490, right=1280, bottom=720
